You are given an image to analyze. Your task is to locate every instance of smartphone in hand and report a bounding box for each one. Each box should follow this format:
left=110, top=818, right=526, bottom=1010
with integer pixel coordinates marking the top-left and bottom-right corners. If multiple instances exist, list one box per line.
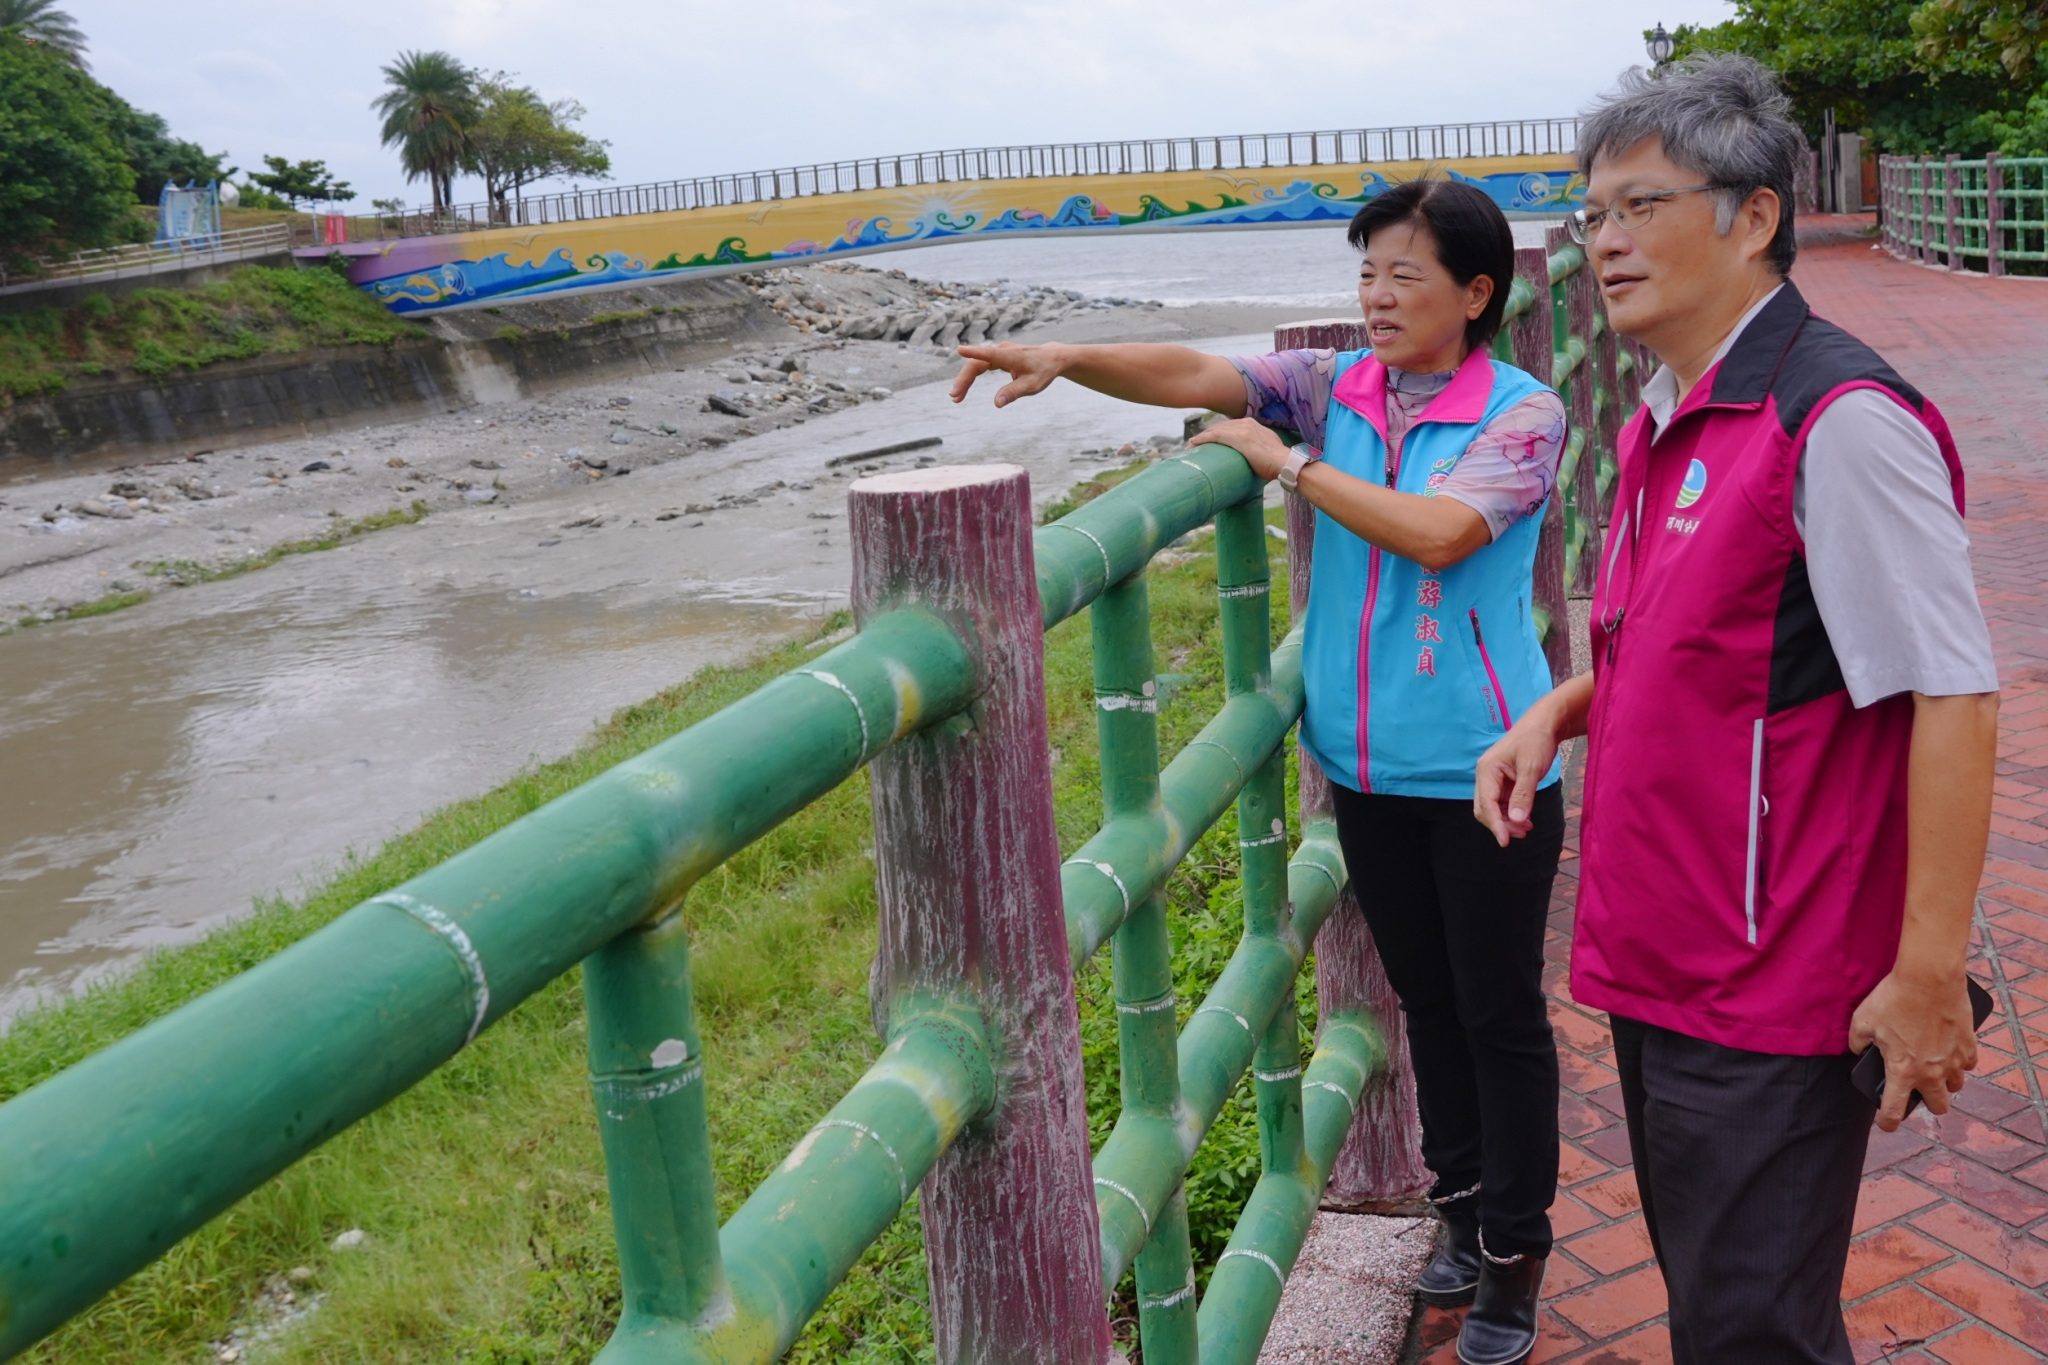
left=1849, top=976, right=1996, bottom=1116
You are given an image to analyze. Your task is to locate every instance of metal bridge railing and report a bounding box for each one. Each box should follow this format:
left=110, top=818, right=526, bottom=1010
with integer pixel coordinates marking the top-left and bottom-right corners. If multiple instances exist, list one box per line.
left=331, top=117, right=1583, bottom=243
left=0, top=227, right=1637, bottom=1365
left=0, top=223, right=293, bottom=293
left=1879, top=152, right=2048, bottom=276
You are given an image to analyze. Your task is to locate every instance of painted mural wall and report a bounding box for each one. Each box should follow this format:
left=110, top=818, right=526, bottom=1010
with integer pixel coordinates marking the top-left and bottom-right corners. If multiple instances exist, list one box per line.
left=339, top=156, right=1583, bottom=315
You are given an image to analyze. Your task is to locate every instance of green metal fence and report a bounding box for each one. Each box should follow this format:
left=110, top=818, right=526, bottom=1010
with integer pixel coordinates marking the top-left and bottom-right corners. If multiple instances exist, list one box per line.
left=0, top=237, right=1632, bottom=1363
left=1880, top=152, right=2048, bottom=275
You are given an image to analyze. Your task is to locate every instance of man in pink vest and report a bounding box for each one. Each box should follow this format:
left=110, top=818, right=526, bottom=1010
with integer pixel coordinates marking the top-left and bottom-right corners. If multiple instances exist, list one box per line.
left=1475, top=55, right=2001, bottom=1361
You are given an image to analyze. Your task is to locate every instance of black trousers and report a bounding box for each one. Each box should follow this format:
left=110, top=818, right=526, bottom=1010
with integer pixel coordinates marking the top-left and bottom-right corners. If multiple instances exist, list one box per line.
left=1611, top=1015, right=1876, bottom=1364
left=1330, top=782, right=1565, bottom=1257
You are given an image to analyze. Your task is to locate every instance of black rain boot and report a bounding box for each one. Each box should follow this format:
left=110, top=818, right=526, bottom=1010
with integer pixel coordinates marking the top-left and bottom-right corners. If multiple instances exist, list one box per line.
left=1415, top=1192, right=1482, bottom=1308
left=1457, top=1245, right=1544, bottom=1365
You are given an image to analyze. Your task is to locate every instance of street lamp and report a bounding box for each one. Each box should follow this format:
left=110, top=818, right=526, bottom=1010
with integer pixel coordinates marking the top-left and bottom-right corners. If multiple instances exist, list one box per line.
left=1647, top=22, right=1675, bottom=68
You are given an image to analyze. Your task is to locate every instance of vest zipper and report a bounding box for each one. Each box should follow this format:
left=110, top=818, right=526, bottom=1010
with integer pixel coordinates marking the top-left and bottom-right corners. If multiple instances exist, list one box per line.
left=1469, top=609, right=1511, bottom=730
left=1355, top=436, right=1404, bottom=792
left=1744, top=718, right=1765, bottom=946
left=1585, top=482, right=1644, bottom=852
left=1601, top=507, right=1633, bottom=667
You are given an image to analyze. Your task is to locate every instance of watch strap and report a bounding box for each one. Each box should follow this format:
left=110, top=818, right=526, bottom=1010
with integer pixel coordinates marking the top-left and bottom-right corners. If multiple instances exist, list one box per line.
left=1278, top=443, right=1319, bottom=492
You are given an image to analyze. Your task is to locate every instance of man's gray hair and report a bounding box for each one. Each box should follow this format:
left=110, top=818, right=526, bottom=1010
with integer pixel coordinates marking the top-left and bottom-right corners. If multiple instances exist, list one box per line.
left=1577, top=53, right=1805, bottom=275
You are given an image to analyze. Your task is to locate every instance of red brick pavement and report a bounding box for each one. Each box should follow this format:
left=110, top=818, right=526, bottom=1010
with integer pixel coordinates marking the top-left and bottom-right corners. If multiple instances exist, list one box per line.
left=1408, top=219, right=2048, bottom=1364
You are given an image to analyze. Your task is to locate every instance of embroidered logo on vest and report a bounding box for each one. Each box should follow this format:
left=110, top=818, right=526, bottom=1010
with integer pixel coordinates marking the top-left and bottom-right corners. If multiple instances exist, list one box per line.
left=1666, top=458, right=1708, bottom=536
left=1675, top=459, right=1708, bottom=509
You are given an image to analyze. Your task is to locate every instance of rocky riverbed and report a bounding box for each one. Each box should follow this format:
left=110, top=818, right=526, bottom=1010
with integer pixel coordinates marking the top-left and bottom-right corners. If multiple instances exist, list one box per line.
left=0, top=261, right=1294, bottom=625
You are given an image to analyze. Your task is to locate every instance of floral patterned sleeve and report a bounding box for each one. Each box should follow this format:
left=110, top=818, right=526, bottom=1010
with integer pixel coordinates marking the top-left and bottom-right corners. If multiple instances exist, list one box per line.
left=1228, top=349, right=1337, bottom=451
left=1429, top=390, right=1568, bottom=541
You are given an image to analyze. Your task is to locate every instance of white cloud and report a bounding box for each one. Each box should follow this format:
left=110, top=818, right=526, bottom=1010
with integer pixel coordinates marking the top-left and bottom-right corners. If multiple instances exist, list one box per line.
left=190, top=48, right=291, bottom=88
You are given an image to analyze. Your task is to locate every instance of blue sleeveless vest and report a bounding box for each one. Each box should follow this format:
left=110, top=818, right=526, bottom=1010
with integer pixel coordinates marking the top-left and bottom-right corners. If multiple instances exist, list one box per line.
left=1300, top=349, right=1564, bottom=798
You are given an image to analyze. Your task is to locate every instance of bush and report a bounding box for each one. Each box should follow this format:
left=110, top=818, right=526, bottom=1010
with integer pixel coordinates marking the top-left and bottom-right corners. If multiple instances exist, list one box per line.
left=0, top=41, right=137, bottom=269
left=0, top=265, right=424, bottom=401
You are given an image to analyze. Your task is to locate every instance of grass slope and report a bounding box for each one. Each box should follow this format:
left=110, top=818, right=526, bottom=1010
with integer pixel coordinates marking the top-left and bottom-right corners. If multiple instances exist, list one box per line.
left=0, top=470, right=1302, bottom=1363
left=0, top=265, right=424, bottom=404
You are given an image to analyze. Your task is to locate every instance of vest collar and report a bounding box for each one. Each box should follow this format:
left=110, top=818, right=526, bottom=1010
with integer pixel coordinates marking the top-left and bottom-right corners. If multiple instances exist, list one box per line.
left=1704, top=280, right=1810, bottom=406
left=1332, top=347, right=1496, bottom=444
left=1643, top=282, right=1809, bottom=439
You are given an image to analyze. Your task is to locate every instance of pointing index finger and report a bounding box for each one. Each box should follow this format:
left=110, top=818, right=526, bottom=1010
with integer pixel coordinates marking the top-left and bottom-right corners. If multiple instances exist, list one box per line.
left=948, top=358, right=991, bottom=404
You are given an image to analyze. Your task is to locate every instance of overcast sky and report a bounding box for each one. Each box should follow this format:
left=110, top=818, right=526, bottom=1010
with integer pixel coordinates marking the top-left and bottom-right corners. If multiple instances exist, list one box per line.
left=75, top=0, right=1736, bottom=209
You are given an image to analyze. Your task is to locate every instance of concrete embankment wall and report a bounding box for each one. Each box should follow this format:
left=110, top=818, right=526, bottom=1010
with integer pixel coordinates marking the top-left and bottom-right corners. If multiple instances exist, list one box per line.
left=0, top=277, right=786, bottom=470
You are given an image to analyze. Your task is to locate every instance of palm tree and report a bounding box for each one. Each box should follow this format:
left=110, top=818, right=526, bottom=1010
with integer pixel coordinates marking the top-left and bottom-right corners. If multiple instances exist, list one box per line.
left=372, top=50, right=476, bottom=218
left=0, top=0, right=88, bottom=68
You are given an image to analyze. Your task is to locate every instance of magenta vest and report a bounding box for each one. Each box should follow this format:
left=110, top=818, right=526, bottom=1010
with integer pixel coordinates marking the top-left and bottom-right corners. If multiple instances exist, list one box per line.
left=1571, top=285, right=1965, bottom=1055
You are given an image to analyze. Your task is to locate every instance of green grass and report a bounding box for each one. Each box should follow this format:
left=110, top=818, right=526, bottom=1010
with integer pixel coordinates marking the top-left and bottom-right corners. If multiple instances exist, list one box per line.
left=4, top=502, right=433, bottom=636
left=0, top=266, right=427, bottom=404
left=137, top=501, right=432, bottom=589
left=0, top=495, right=1302, bottom=1363
left=1037, top=454, right=1162, bottom=525
left=9, top=588, right=152, bottom=632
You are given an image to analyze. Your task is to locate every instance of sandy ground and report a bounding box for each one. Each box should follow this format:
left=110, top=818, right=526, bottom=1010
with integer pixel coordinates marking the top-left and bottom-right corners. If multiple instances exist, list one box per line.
left=0, top=264, right=1313, bottom=623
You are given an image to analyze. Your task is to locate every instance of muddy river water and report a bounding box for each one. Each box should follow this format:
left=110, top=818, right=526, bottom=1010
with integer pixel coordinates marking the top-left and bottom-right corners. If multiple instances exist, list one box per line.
left=0, top=337, right=1272, bottom=1019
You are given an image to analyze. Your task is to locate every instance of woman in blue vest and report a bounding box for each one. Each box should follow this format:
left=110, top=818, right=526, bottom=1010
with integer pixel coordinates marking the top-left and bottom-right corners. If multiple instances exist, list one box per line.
left=952, top=179, right=1567, bottom=1365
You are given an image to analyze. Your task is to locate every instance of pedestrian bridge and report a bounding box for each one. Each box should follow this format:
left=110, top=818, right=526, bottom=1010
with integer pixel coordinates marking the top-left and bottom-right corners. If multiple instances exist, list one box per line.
left=305, top=119, right=1583, bottom=315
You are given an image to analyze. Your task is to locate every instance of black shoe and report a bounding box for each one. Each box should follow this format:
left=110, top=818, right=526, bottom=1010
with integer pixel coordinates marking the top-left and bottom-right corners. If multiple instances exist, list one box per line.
left=1457, top=1249, right=1544, bottom=1365
left=1415, top=1193, right=1482, bottom=1308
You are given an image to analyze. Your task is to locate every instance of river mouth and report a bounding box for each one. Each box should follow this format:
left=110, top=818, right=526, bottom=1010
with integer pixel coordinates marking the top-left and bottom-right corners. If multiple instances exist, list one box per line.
left=0, top=336, right=1274, bottom=1023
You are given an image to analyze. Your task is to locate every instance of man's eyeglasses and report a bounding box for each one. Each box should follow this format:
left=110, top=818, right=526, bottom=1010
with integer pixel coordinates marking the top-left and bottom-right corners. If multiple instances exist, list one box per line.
left=1567, top=184, right=1734, bottom=245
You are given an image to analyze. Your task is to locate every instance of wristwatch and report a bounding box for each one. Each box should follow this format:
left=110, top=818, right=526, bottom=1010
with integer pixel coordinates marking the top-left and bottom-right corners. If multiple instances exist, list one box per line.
left=1277, top=443, right=1320, bottom=493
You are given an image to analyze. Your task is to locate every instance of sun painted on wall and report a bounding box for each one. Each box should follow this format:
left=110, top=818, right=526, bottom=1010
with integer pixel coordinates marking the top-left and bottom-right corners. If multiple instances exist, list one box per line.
left=347, top=158, right=1584, bottom=314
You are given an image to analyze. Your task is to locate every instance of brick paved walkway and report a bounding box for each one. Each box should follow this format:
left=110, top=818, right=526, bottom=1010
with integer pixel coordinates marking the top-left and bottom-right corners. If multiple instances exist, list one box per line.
left=1409, top=219, right=2048, bottom=1364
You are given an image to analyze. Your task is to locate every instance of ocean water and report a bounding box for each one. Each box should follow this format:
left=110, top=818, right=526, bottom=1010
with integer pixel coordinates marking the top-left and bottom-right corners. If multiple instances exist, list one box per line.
left=877, top=220, right=1565, bottom=310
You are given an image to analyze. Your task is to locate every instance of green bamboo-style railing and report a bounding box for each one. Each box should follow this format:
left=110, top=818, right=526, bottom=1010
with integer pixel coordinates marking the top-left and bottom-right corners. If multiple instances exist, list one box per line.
left=1880, top=152, right=2048, bottom=275
left=0, top=235, right=1634, bottom=1364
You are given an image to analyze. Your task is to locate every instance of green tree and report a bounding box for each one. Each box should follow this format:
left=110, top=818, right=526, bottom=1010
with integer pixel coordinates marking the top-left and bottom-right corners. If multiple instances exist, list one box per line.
left=0, top=37, right=134, bottom=267
left=249, top=155, right=355, bottom=207
left=1912, top=0, right=2048, bottom=76
left=97, top=93, right=231, bottom=201
left=1671, top=0, right=2011, bottom=151
left=0, top=0, right=87, bottom=68
left=371, top=49, right=476, bottom=217
left=464, top=72, right=610, bottom=220
left=232, top=181, right=292, bottom=211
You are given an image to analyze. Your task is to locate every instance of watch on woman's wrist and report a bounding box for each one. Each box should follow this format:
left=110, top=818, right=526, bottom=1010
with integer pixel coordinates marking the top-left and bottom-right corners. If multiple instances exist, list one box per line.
left=1277, top=443, right=1319, bottom=492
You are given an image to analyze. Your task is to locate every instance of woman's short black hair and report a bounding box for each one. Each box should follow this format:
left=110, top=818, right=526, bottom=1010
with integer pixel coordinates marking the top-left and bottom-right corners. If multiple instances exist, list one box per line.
left=1346, top=179, right=1515, bottom=354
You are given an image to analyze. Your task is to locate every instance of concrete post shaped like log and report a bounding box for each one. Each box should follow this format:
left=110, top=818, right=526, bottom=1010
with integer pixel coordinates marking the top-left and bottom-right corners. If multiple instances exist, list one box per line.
left=849, top=464, right=1115, bottom=1364
left=1988, top=154, right=2005, bottom=278
left=1947, top=154, right=1963, bottom=271
left=1529, top=234, right=1575, bottom=681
